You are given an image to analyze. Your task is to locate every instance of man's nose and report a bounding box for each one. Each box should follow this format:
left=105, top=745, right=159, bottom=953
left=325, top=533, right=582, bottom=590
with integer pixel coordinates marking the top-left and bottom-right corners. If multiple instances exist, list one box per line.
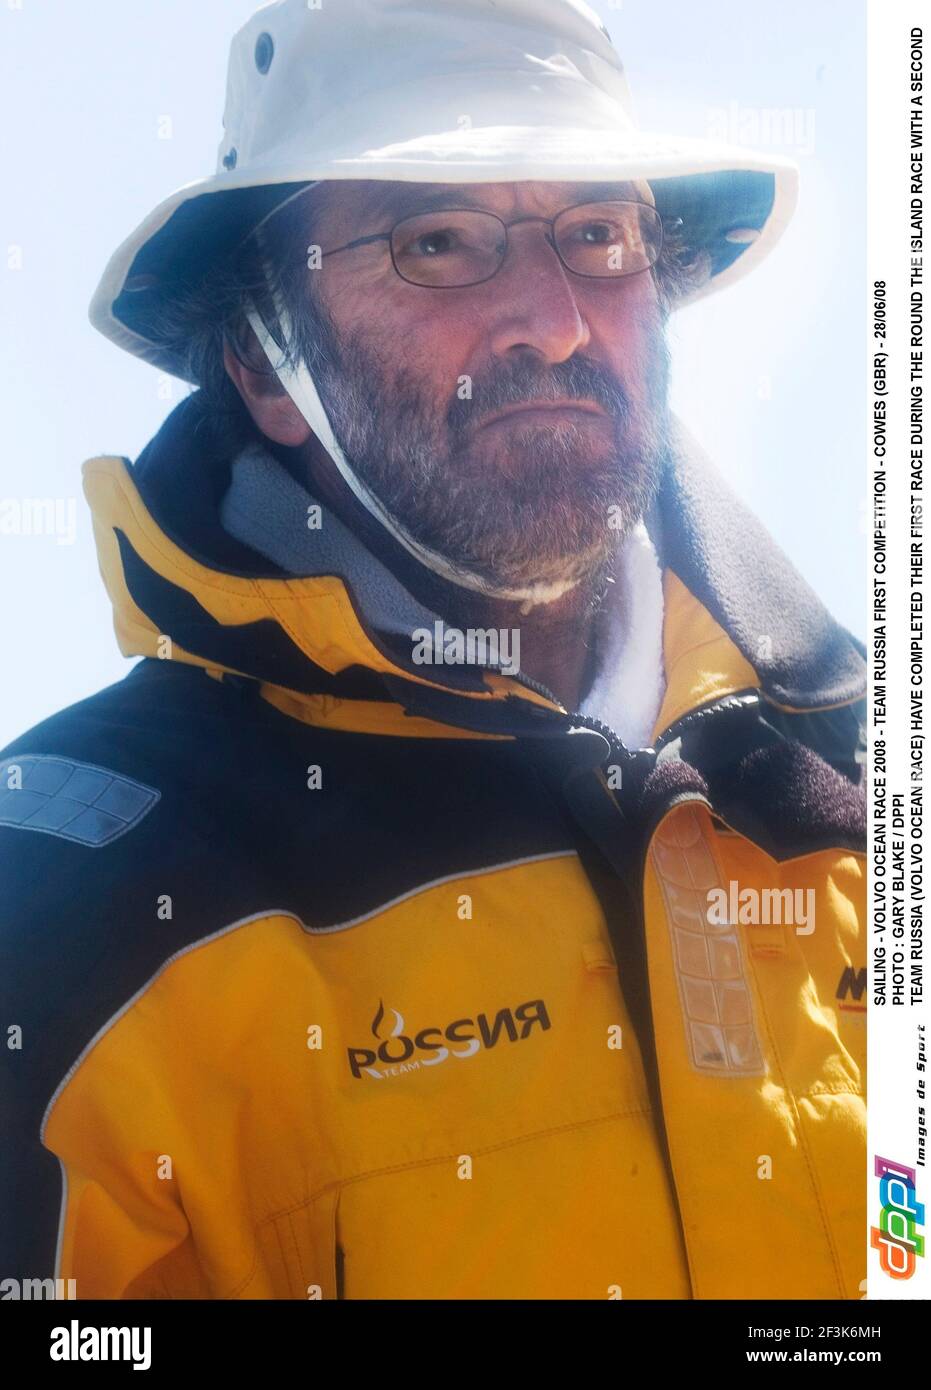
left=484, top=221, right=591, bottom=364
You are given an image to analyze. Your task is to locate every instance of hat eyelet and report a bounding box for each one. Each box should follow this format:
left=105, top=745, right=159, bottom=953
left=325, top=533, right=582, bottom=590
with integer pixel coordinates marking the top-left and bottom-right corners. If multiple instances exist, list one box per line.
left=255, top=32, right=274, bottom=75
left=724, top=226, right=761, bottom=245
left=222, top=148, right=238, bottom=171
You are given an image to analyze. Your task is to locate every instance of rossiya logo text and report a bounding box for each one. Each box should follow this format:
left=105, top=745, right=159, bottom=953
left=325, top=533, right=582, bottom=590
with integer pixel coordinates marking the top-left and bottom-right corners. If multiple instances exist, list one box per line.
left=348, top=997, right=551, bottom=1080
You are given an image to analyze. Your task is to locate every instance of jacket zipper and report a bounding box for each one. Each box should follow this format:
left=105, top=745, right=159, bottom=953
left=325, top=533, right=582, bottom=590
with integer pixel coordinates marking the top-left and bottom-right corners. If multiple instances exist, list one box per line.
left=510, top=670, right=770, bottom=793
left=510, top=668, right=653, bottom=763
left=511, top=668, right=751, bottom=1295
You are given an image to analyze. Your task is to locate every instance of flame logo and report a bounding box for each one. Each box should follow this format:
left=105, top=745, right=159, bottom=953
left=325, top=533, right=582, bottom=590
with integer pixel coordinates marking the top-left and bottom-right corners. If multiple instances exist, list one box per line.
left=371, top=998, right=405, bottom=1039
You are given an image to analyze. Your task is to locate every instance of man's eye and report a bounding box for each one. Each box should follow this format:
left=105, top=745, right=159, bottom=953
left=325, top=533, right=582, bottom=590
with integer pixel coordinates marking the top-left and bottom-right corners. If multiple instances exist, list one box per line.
left=579, top=222, right=616, bottom=245
left=414, top=229, right=457, bottom=256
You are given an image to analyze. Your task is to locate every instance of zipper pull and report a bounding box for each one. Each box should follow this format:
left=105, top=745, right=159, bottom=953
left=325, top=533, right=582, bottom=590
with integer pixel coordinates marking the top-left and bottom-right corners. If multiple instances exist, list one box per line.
left=567, top=712, right=657, bottom=808
left=610, top=743, right=658, bottom=808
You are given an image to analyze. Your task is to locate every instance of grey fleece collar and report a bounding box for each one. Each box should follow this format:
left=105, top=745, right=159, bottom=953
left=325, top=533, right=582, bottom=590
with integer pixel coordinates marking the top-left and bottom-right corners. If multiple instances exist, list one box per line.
left=219, top=441, right=667, bottom=746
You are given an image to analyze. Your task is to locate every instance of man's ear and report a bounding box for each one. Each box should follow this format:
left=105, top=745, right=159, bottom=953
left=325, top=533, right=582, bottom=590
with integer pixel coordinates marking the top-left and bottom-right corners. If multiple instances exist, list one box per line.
left=222, top=330, right=312, bottom=447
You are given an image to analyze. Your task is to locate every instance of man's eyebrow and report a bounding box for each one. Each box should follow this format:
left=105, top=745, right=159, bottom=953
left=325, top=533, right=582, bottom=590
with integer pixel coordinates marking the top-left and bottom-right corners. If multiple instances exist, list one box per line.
left=363, top=180, right=643, bottom=224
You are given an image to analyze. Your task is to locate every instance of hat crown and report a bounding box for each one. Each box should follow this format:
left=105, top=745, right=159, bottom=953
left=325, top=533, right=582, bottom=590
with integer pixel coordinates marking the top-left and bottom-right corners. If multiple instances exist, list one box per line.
left=218, top=0, right=635, bottom=174
left=89, top=0, right=798, bottom=377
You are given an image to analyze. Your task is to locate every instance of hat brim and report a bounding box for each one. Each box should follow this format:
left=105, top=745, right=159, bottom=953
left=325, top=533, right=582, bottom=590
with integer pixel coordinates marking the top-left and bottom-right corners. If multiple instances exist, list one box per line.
left=89, top=124, right=798, bottom=380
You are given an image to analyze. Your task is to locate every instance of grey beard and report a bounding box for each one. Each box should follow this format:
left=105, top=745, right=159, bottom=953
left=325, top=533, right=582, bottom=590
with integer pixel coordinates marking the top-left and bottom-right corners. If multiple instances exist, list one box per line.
left=293, top=291, right=672, bottom=594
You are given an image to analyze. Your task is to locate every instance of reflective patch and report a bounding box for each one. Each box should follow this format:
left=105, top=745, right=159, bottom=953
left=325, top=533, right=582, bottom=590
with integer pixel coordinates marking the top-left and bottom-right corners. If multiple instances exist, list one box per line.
left=650, top=803, right=765, bottom=1077
left=0, top=755, right=159, bottom=848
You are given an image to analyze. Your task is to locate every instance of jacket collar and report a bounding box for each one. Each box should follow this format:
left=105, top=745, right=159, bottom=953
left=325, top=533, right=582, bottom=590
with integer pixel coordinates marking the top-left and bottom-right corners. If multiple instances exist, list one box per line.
left=82, top=393, right=865, bottom=744
left=657, top=416, right=866, bottom=711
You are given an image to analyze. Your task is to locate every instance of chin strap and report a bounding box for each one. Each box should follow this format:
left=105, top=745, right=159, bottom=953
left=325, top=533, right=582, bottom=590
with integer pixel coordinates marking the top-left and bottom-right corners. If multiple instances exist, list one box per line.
left=244, top=288, right=582, bottom=609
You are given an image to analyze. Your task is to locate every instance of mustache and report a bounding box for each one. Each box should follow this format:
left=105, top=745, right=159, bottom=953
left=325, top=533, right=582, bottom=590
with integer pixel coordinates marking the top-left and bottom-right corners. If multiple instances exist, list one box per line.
left=299, top=283, right=648, bottom=441
left=445, top=355, right=631, bottom=436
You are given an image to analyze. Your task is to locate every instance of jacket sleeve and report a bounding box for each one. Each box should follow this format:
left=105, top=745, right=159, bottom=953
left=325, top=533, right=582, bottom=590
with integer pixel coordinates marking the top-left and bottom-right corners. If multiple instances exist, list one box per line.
left=0, top=750, right=209, bottom=1299
left=0, top=885, right=201, bottom=1301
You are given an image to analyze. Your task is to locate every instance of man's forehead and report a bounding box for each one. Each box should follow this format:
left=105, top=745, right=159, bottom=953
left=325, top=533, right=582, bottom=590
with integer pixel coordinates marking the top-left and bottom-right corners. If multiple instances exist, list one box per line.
left=312, top=178, right=648, bottom=228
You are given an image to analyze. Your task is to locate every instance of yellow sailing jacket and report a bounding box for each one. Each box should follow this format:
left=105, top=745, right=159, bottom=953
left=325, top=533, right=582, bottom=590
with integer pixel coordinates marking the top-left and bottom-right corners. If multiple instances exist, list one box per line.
left=0, top=397, right=867, bottom=1300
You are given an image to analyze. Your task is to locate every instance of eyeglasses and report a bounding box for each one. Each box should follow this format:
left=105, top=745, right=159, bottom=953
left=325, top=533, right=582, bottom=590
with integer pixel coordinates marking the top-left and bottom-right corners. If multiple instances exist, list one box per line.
left=319, top=200, right=664, bottom=289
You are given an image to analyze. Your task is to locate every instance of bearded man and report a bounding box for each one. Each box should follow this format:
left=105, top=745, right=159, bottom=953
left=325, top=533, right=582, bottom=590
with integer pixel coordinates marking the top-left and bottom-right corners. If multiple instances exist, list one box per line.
left=1, top=0, right=867, bottom=1301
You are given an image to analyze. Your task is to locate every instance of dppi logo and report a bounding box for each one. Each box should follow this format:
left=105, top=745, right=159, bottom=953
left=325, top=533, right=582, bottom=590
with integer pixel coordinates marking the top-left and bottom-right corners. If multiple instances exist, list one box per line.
left=348, top=997, right=550, bottom=1080
left=870, top=1155, right=925, bottom=1279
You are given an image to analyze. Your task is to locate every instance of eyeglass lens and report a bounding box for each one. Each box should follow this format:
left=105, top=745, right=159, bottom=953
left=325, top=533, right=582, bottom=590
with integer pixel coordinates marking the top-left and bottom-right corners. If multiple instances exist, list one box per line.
left=389, top=201, right=663, bottom=287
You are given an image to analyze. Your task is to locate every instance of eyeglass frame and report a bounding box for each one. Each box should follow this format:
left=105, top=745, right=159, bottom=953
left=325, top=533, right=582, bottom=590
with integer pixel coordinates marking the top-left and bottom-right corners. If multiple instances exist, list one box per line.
left=316, top=198, right=666, bottom=289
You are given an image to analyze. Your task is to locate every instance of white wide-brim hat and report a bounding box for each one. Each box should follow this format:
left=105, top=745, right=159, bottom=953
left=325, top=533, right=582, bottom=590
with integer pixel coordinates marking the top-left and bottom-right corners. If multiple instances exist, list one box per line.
left=89, top=0, right=798, bottom=381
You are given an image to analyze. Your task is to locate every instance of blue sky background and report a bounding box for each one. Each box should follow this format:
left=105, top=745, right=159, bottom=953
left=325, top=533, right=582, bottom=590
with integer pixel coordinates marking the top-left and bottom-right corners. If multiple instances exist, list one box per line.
left=0, top=0, right=865, bottom=745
